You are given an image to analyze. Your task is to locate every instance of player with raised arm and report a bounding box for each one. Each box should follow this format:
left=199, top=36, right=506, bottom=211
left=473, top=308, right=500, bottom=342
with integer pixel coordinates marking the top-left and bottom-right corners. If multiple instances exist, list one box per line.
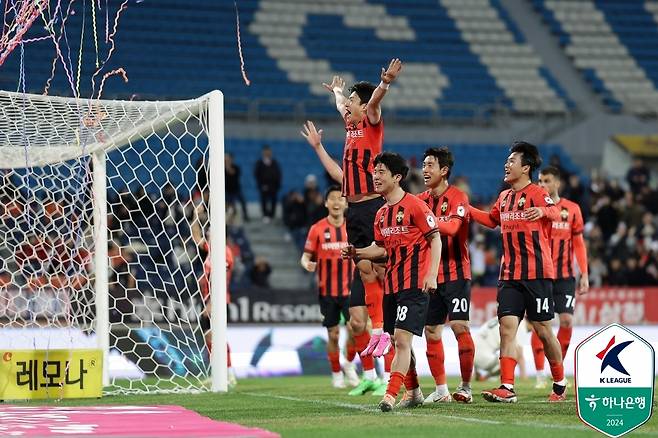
left=469, top=142, right=567, bottom=403
left=344, top=152, right=442, bottom=412
left=301, top=59, right=402, bottom=396
left=531, top=166, right=589, bottom=388
left=416, top=147, right=475, bottom=404
left=301, top=185, right=360, bottom=389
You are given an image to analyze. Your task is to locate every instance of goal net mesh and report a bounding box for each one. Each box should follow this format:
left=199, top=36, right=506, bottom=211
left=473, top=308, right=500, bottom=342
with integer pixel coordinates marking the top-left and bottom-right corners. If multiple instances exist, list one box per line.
left=0, top=90, right=216, bottom=395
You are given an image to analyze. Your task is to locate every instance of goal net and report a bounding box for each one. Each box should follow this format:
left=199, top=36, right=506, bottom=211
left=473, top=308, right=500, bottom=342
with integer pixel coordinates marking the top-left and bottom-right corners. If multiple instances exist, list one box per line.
left=0, top=90, right=228, bottom=395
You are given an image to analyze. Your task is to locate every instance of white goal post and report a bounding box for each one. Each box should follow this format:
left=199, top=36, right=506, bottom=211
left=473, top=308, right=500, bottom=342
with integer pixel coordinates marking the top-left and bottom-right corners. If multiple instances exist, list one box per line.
left=0, top=89, right=228, bottom=394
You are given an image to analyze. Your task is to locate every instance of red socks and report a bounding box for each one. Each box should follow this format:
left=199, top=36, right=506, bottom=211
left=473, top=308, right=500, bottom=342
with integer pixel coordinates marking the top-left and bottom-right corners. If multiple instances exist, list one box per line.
left=386, top=371, right=404, bottom=398
left=384, top=344, right=395, bottom=373
left=426, top=338, right=446, bottom=385
left=354, top=332, right=375, bottom=371
left=364, top=280, right=384, bottom=329
left=500, top=356, right=517, bottom=386
left=328, top=351, right=341, bottom=373
left=346, top=341, right=357, bottom=362
left=531, top=330, right=545, bottom=372
left=557, top=326, right=573, bottom=361
left=456, top=331, right=474, bottom=384
left=549, top=359, right=565, bottom=383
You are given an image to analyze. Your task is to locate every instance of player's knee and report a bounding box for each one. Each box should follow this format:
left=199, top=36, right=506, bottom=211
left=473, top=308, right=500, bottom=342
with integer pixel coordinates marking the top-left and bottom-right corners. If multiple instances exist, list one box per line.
left=424, top=325, right=442, bottom=340
left=559, top=315, right=573, bottom=328
left=349, top=317, right=366, bottom=334
left=450, top=321, right=469, bottom=336
left=327, top=327, right=340, bottom=344
left=356, top=261, right=376, bottom=282
left=393, top=334, right=411, bottom=351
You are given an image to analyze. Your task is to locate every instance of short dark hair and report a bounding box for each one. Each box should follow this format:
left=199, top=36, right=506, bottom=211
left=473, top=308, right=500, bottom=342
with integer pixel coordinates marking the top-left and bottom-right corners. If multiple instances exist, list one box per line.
left=423, top=147, right=454, bottom=179
left=324, top=184, right=343, bottom=201
left=373, top=152, right=409, bottom=181
left=348, top=81, right=377, bottom=105
left=539, top=166, right=561, bottom=179
left=509, top=141, right=542, bottom=178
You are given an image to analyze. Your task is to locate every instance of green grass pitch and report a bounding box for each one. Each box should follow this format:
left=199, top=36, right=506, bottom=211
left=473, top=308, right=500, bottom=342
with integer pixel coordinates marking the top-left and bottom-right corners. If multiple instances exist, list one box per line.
left=17, top=376, right=658, bottom=437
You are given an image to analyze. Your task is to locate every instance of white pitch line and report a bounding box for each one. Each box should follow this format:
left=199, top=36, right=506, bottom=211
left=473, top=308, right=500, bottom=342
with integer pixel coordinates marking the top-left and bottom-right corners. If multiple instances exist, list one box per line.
left=242, top=392, right=657, bottom=434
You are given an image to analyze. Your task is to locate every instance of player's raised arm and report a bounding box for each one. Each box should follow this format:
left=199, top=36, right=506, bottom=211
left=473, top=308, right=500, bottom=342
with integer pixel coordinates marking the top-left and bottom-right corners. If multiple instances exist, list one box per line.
left=301, top=120, right=343, bottom=183
left=322, top=75, right=347, bottom=119
left=366, top=58, right=402, bottom=125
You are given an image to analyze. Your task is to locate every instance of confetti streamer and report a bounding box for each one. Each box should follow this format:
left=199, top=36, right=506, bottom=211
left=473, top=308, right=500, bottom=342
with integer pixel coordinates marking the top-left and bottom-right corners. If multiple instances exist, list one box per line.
left=234, top=0, right=250, bottom=86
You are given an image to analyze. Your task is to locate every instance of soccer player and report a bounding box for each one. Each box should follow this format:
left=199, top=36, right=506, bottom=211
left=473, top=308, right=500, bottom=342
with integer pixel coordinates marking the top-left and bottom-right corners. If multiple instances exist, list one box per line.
left=301, top=185, right=360, bottom=389
left=301, top=59, right=402, bottom=395
left=532, top=166, right=589, bottom=388
left=199, top=244, right=237, bottom=387
left=469, top=142, right=567, bottom=403
left=344, top=152, right=442, bottom=412
left=416, top=147, right=475, bottom=404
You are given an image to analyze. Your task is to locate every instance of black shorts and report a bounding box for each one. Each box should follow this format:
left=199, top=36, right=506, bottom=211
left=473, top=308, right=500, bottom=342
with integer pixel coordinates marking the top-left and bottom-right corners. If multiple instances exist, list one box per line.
left=319, top=295, right=350, bottom=327
left=383, top=289, right=429, bottom=337
left=497, top=279, right=554, bottom=322
left=346, top=196, right=385, bottom=249
left=553, top=278, right=576, bottom=315
left=426, top=279, right=472, bottom=325
left=349, top=268, right=366, bottom=307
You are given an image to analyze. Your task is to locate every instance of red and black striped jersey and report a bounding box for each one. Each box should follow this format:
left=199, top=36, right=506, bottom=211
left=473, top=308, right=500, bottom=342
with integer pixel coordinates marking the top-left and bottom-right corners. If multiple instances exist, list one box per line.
left=304, top=218, right=353, bottom=297
left=417, top=186, right=471, bottom=282
left=342, top=115, right=383, bottom=197
left=374, top=193, right=439, bottom=294
left=550, top=197, right=584, bottom=279
left=489, top=184, right=556, bottom=281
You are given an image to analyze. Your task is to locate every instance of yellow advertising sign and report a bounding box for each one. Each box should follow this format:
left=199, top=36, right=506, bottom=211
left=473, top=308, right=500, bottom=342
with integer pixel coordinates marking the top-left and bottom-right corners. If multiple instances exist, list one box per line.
left=613, top=135, right=658, bottom=157
left=0, top=349, right=102, bottom=400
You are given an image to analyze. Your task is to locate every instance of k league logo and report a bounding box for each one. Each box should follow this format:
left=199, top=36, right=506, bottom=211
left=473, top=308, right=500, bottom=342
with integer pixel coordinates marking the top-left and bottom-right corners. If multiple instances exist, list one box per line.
left=575, top=324, right=655, bottom=438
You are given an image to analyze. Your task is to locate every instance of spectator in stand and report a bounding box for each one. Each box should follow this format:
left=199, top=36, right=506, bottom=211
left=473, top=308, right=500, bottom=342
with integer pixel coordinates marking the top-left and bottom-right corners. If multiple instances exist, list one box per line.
left=303, top=175, right=328, bottom=225
left=626, top=157, right=651, bottom=194
left=562, top=174, right=586, bottom=213
left=404, top=157, right=425, bottom=195
left=549, top=153, right=570, bottom=180
left=588, top=257, right=607, bottom=288
left=625, top=258, right=648, bottom=286
left=225, top=153, right=250, bottom=222
left=250, top=256, right=272, bottom=288
left=282, top=190, right=308, bottom=251
left=606, top=258, right=626, bottom=286
left=254, top=145, right=281, bottom=223
left=621, top=191, right=645, bottom=229
left=592, top=195, right=619, bottom=241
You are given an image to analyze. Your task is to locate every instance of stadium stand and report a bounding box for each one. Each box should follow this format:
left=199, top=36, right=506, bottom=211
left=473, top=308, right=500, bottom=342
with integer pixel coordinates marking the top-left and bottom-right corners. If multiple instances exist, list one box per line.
left=533, top=0, right=658, bottom=114
left=0, top=0, right=572, bottom=119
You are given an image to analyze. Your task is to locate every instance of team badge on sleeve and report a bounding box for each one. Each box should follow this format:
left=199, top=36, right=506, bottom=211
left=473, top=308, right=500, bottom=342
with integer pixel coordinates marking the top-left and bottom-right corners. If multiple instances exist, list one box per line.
left=545, top=196, right=554, bottom=205
left=426, top=214, right=436, bottom=228
left=457, top=205, right=466, bottom=217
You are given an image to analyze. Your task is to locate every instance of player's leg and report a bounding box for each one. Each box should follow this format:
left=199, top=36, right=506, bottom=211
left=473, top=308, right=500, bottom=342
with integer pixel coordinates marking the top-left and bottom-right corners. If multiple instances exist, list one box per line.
left=424, top=285, right=449, bottom=402
left=525, top=280, right=567, bottom=402
left=380, top=289, right=429, bottom=411
left=327, top=325, right=345, bottom=388
left=320, top=295, right=345, bottom=388
left=358, top=259, right=387, bottom=356
left=373, top=293, right=397, bottom=397
left=447, top=280, right=474, bottom=403
left=530, top=327, right=547, bottom=388
left=553, top=278, right=576, bottom=361
left=347, top=198, right=388, bottom=357
left=482, top=281, right=524, bottom=403
left=347, top=273, right=378, bottom=395
left=341, top=298, right=360, bottom=387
